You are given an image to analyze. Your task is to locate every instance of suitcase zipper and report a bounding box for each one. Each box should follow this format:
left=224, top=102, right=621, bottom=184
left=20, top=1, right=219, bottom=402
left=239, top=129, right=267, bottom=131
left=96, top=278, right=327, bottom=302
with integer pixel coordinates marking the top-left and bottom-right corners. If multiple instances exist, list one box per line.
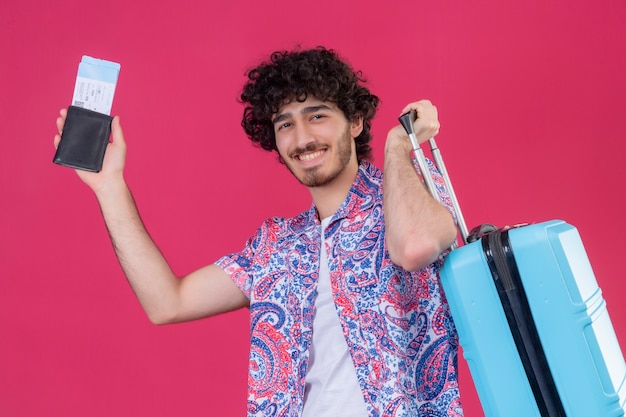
left=483, top=230, right=567, bottom=417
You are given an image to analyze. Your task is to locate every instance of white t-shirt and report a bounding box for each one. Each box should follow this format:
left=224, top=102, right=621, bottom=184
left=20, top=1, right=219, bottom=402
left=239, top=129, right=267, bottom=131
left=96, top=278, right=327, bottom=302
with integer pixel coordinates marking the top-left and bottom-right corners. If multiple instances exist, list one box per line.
left=301, top=218, right=369, bottom=417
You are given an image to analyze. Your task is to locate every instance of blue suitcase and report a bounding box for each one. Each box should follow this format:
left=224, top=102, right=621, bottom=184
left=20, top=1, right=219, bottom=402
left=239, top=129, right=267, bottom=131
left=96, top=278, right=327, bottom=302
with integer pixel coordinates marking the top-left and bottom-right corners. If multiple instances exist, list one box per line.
left=399, top=112, right=626, bottom=416
left=441, top=221, right=626, bottom=416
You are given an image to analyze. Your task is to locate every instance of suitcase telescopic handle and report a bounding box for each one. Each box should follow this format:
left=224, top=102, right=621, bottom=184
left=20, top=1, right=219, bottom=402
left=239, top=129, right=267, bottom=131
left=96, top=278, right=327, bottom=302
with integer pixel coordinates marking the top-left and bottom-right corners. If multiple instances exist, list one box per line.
left=399, top=110, right=469, bottom=245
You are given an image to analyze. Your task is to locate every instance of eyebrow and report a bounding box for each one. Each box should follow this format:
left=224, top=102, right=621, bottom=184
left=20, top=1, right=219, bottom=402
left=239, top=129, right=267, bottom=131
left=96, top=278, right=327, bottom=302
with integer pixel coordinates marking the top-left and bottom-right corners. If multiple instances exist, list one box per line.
left=272, top=104, right=334, bottom=125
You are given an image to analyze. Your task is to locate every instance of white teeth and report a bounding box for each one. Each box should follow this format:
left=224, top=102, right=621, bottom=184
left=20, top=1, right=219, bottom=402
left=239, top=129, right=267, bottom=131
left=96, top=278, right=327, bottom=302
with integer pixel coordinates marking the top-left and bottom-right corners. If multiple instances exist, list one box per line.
left=298, top=150, right=324, bottom=162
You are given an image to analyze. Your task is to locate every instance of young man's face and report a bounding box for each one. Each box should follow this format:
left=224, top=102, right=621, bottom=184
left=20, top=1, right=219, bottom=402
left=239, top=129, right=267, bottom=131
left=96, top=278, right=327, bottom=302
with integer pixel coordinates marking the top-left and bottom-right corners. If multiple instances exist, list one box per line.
left=272, top=97, right=363, bottom=188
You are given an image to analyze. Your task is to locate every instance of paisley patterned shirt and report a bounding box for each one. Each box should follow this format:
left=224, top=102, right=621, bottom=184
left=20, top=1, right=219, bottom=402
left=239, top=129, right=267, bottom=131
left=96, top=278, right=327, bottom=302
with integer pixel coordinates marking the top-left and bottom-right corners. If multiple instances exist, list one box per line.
left=216, top=161, right=463, bottom=417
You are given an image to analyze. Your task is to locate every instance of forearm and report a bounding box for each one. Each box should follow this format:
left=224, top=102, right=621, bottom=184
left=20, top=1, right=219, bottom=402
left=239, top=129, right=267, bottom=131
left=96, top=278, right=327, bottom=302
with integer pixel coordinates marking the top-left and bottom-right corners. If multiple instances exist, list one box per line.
left=95, top=178, right=181, bottom=323
left=383, top=136, right=457, bottom=271
left=54, top=113, right=247, bottom=323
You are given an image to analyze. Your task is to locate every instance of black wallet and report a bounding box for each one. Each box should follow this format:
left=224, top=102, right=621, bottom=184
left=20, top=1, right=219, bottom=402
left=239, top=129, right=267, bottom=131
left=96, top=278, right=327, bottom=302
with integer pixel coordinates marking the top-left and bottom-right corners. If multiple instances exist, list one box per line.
left=53, top=105, right=113, bottom=172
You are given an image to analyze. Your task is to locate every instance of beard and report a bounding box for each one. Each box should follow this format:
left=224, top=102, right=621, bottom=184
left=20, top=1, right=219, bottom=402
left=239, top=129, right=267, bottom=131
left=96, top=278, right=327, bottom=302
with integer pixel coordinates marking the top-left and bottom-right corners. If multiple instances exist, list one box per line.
left=284, top=126, right=354, bottom=188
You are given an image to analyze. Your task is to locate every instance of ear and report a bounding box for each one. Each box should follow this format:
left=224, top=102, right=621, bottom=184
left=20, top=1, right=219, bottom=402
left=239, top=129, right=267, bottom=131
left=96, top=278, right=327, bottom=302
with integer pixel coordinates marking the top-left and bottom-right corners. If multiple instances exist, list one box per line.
left=350, top=116, right=364, bottom=138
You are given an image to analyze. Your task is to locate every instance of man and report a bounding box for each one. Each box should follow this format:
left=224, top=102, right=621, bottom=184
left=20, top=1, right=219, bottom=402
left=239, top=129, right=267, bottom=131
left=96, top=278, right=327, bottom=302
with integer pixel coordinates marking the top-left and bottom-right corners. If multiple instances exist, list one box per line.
left=54, top=47, right=463, bottom=417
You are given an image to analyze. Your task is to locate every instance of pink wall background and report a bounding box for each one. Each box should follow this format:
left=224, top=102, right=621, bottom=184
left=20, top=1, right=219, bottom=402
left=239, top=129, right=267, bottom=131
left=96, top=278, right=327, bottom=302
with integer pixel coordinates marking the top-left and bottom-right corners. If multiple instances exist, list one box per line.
left=1, top=1, right=625, bottom=416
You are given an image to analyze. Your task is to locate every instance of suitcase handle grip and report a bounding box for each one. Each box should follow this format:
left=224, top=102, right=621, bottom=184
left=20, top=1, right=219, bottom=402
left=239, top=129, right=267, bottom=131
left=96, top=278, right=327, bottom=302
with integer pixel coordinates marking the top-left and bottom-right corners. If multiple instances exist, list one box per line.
left=399, top=110, right=469, bottom=245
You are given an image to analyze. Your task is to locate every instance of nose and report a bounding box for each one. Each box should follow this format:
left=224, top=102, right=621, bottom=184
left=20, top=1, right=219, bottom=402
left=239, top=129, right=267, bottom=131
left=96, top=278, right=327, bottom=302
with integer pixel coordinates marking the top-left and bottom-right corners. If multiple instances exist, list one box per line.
left=294, top=122, right=315, bottom=150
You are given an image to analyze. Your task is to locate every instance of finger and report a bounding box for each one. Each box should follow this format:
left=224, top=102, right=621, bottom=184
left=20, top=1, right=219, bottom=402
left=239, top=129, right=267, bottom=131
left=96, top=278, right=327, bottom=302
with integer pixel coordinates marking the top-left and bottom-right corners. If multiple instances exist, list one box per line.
left=399, top=99, right=434, bottom=116
left=400, top=102, right=419, bottom=116
left=56, top=116, right=64, bottom=135
left=415, top=102, right=437, bottom=122
left=110, top=116, right=126, bottom=146
left=54, top=108, right=68, bottom=149
left=56, top=108, right=67, bottom=134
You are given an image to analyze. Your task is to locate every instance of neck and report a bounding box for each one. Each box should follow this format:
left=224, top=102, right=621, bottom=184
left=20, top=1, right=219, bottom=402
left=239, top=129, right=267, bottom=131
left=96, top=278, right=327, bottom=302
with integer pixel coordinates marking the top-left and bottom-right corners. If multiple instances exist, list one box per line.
left=310, top=160, right=360, bottom=220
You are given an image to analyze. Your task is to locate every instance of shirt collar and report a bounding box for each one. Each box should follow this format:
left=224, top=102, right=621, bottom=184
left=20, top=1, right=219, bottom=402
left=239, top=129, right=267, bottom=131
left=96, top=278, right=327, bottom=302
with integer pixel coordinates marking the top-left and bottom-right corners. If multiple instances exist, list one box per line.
left=303, top=160, right=382, bottom=226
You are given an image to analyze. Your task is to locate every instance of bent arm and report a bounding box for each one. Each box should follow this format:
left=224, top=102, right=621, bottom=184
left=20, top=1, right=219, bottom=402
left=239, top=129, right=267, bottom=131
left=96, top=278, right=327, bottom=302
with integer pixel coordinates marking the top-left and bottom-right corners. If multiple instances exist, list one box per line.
left=54, top=110, right=248, bottom=325
left=383, top=101, right=457, bottom=272
left=96, top=179, right=248, bottom=324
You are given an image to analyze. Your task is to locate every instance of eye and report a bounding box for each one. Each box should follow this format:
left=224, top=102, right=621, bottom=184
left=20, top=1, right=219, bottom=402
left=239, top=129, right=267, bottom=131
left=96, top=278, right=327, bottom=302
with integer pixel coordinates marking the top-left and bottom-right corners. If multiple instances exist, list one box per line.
left=311, top=114, right=326, bottom=121
left=276, top=121, right=292, bottom=131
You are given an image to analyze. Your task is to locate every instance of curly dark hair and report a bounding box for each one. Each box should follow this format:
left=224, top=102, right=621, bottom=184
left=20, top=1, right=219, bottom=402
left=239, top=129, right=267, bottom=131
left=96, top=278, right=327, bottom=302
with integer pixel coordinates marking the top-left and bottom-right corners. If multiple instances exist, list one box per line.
left=240, top=47, right=380, bottom=162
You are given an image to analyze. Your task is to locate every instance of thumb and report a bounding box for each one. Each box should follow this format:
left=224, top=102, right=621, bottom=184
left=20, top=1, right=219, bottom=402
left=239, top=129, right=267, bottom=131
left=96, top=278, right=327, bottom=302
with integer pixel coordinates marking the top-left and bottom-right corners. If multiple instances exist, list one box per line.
left=111, top=116, right=126, bottom=147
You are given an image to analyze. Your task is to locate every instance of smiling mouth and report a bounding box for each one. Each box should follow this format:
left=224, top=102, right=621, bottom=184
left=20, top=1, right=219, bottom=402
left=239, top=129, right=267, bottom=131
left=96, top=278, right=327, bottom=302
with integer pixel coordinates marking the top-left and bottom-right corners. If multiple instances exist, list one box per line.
left=296, top=149, right=326, bottom=162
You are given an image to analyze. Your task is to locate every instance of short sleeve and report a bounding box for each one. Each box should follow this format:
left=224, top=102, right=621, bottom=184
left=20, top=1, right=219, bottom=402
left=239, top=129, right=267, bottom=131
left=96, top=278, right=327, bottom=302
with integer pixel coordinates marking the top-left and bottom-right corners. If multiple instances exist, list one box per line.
left=214, top=222, right=267, bottom=299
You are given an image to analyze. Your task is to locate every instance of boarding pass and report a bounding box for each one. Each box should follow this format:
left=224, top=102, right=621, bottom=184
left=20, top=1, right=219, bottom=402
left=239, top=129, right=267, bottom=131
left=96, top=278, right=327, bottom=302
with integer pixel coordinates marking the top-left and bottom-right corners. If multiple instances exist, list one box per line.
left=71, top=56, right=121, bottom=115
